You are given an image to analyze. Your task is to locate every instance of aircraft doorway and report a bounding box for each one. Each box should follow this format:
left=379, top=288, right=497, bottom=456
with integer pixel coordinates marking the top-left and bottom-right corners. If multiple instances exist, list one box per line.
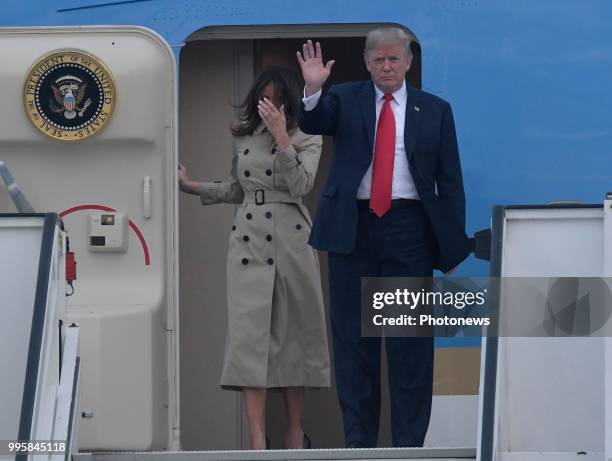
left=177, top=25, right=476, bottom=452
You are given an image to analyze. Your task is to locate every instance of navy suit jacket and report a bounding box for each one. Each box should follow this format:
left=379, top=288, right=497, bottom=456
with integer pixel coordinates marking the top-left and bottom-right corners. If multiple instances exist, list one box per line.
left=299, top=80, right=470, bottom=272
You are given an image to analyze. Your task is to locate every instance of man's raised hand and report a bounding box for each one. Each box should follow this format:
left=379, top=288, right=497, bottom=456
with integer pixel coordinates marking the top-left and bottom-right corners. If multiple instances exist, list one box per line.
left=297, top=40, right=335, bottom=97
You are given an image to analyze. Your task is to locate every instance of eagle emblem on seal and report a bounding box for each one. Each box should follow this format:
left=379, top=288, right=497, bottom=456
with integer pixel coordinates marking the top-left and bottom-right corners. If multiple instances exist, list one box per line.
left=50, top=75, right=92, bottom=120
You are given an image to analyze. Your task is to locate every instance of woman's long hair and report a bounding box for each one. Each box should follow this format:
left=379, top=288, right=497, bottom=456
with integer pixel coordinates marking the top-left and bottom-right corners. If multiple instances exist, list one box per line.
left=231, top=66, right=301, bottom=137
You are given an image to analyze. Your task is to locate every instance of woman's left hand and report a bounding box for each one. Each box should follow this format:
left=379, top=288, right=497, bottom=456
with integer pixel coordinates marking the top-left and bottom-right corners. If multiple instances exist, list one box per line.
left=258, top=98, right=291, bottom=150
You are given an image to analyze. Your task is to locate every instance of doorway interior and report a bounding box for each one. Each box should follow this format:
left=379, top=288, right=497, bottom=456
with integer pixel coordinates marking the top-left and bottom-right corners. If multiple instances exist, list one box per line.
left=177, top=24, right=477, bottom=452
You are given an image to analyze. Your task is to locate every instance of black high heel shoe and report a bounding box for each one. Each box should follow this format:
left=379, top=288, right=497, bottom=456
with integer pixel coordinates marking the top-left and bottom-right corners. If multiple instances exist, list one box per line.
left=303, top=433, right=311, bottom=449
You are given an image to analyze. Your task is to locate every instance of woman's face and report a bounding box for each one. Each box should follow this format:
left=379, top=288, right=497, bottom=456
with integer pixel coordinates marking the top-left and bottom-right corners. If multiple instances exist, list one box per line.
left=259, top=82, right=283, bottom=110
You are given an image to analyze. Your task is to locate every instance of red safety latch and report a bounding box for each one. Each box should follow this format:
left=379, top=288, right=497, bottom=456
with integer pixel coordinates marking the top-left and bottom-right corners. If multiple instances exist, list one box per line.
left=66, top=251, right=77, bottom=283
left=66, top=236, right=77, bottom=296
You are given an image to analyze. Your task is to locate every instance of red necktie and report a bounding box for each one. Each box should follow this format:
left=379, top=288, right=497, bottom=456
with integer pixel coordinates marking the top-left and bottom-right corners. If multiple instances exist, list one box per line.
left=370, top=93, right=395, bottom=217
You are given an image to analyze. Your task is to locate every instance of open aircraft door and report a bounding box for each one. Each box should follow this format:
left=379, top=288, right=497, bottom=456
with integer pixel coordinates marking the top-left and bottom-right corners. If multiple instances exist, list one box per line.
left=0, top=27, right=179, bottom=451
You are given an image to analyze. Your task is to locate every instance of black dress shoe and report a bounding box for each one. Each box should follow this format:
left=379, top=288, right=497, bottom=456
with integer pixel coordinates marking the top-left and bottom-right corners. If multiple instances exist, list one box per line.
left=346, top=440, right=366, bottom=448
left=303, top=433, right=311, bottom=449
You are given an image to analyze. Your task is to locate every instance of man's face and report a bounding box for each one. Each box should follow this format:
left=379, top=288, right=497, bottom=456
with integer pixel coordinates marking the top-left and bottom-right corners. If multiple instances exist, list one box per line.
left=365, top=43, right=412, bottom=94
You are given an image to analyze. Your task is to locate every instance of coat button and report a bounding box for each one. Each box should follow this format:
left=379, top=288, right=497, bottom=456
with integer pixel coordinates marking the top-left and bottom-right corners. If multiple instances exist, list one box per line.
left=244, top=170, right=250, bottom=177
left=243, top=149, right=249, bottom=155
left=242, top=258, right=249, bottom=265
left=232, top=225, right=236, bottom=231
left=266, top=235, right=272, bottom=242
left=267, top=258, right=274, bottom=265
left=246, top=213, right=252, bottom=220
left=266, top=169, right=272, bottom=176
left=243, top=235, right=249, bottom=242
left=265, top=211, right=272, bottom=219
left=295, top=224, right=302, bottom=230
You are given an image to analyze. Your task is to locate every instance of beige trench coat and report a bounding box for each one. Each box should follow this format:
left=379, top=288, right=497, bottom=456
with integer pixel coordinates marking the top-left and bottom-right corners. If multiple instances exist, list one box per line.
left=199, top=124, right=330, bottom=389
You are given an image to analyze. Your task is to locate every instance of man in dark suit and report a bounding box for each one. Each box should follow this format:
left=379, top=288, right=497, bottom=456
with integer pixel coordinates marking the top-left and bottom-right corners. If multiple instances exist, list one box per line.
left=296, top=28, right=470, bottom=448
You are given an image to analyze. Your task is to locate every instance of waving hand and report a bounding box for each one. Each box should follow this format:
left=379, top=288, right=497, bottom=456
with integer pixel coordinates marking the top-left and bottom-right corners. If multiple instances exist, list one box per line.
left=297, top=40, right=335, bottom=97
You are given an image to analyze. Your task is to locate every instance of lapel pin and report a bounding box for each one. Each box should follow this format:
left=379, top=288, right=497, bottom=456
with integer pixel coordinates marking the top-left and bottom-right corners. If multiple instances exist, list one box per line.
left=414, top=106, right=420, bottom=112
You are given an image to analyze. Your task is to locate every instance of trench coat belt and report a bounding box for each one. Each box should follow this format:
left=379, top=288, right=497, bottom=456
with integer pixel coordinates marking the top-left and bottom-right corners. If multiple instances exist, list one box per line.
left=243, top=189, right=303, bottom=206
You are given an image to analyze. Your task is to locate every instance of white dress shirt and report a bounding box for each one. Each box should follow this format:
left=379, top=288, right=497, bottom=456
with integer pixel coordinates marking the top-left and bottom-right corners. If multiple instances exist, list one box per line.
left=302, top=81, right=419, bottom=200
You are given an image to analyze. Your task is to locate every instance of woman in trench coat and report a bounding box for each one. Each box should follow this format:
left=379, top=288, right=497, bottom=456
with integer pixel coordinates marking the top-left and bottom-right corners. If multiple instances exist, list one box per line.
left=179, top=66, right=330, bottom=450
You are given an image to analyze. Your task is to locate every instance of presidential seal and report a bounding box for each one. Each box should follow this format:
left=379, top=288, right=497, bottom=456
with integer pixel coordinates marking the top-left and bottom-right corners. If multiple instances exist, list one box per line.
left=23, top=50, right=116, bottom=141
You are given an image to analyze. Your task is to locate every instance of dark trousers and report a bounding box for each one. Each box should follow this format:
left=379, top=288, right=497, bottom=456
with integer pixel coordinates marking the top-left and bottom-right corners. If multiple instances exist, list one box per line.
left=328, top=203, right=435, bottom=448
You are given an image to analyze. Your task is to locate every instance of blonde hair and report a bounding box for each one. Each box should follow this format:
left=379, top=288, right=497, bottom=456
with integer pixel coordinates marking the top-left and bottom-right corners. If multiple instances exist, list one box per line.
left=364, top=27, right=413, bottom=60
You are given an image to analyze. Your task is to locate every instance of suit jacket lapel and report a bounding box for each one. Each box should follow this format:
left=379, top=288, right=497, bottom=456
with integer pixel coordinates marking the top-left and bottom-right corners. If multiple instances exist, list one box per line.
left=357, top=81, right=376, bottom=161
left=404, top=84, right=423, bottom=161
left=357, top=81, right=422, bottom=163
